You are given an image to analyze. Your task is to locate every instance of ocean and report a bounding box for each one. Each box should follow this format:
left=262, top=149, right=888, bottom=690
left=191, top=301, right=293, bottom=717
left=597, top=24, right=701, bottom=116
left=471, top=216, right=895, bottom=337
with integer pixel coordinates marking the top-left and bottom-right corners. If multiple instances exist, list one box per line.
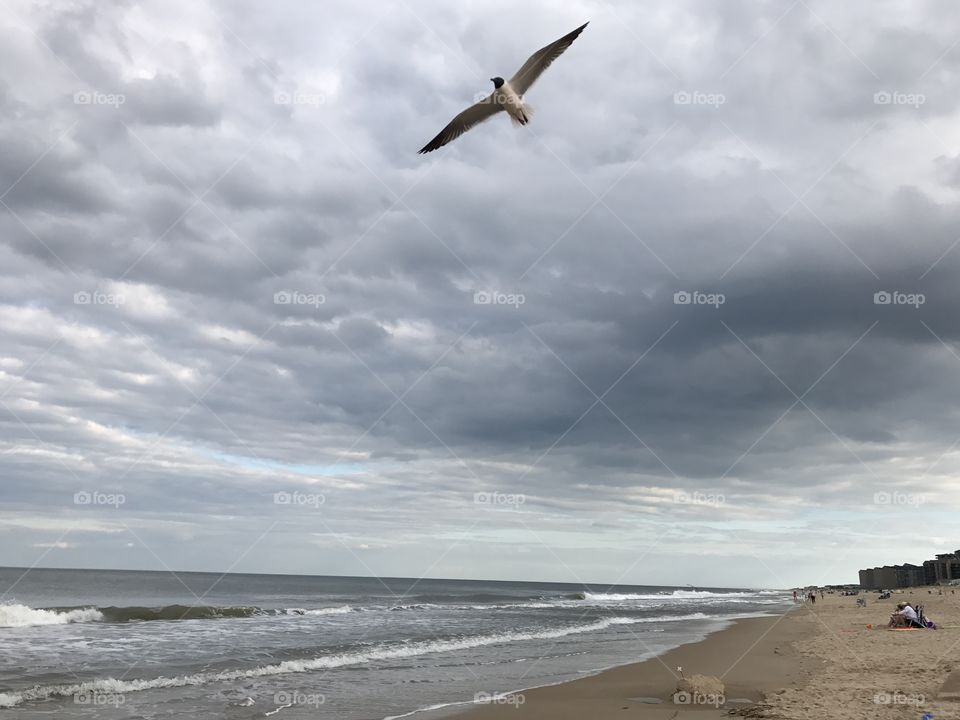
left=0, top=568, right=791, bottom=719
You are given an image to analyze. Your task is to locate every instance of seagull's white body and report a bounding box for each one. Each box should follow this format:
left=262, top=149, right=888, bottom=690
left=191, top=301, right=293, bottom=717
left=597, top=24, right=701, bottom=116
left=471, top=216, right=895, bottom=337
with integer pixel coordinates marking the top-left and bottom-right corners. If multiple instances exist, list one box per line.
left=494, top=81, right=532, bottom=126
left=418, top=22, right=588, bottom=153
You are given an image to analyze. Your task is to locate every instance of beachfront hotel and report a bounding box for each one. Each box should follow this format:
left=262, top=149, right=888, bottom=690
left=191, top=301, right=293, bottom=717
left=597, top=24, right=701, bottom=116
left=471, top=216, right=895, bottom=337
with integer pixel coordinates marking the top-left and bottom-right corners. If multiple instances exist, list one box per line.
left=859, top=551, right=960, bottom=589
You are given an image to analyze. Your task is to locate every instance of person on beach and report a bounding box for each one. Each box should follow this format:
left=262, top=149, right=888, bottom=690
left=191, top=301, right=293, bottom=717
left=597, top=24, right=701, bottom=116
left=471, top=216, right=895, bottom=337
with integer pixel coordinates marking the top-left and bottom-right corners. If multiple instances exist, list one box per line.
left=889, top=602, right=919, bottom=628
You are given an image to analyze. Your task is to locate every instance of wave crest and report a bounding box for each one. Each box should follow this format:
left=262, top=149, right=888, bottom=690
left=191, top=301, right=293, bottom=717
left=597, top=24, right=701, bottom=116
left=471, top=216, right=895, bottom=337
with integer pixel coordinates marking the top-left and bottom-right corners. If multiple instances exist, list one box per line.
left=0, top=603, right=361, bottom=626
left=0, top=616, right=648, bottom=707
left=581, top=590, right=770, bottom=602
left=0, top=604, right=103, bottom=628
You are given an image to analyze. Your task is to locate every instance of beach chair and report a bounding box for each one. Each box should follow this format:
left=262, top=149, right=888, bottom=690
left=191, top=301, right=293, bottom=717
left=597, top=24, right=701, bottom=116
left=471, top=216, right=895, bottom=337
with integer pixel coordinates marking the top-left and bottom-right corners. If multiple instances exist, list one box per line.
left=895, top=604, right=927, bottom=629
left=914, top=604, right=933, bottom=629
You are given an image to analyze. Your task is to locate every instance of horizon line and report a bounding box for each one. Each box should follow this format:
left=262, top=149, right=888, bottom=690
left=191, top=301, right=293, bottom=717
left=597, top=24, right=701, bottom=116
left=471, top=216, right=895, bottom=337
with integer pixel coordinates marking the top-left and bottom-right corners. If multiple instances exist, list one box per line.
left=0, top=564, right=799, bottom=591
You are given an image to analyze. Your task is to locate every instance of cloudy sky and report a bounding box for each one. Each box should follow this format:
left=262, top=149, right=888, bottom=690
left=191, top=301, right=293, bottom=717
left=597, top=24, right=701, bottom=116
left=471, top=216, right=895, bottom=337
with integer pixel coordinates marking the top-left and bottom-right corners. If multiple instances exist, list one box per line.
left=3, top=0, right=960, bottom=589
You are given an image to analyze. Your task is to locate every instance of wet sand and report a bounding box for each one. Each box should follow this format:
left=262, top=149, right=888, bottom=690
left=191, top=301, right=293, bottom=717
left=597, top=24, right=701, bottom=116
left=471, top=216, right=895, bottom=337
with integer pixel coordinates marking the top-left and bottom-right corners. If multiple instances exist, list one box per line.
left=454, top=609, right=816, bottom=719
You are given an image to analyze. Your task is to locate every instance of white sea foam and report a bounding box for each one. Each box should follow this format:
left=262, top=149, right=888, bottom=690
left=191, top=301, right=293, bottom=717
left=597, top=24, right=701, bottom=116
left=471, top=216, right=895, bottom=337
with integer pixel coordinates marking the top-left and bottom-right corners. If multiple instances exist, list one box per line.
left=461, top=591, right=775, bottom=608
left=303, top=606, right=355, bottom=615
left=0, top=603, right=103, bottom=628
left=582, top=590, right=769, bottom=602
left=388, top=603, right=441, bottom=611
left=0, top=616, right=647, bottom=708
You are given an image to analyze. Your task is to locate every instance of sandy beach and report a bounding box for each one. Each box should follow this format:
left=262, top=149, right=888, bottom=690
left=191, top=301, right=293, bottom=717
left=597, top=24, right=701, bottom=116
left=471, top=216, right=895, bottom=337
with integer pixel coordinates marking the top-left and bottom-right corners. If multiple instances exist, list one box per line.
left=455, top=589, right=960, bottom=719
left=762, top=588, right=960, bottom=719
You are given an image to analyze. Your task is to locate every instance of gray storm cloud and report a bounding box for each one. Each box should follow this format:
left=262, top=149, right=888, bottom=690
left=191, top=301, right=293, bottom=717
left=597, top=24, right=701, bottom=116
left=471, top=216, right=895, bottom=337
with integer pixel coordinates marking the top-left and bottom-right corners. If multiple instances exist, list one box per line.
left=1, top=0, right=959, bottom=587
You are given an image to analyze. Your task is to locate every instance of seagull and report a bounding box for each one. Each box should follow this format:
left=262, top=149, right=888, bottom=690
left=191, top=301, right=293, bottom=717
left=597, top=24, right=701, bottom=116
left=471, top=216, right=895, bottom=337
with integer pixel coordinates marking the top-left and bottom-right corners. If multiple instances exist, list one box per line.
left=417, top=22, right=589, bottom=154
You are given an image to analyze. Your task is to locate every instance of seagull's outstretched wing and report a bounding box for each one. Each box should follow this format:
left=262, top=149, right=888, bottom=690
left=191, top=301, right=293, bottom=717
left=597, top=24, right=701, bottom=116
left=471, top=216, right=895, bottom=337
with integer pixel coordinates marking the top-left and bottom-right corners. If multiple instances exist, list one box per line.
left=509, top=22, right=589, bottom=97
left=418, top=95, right=502, bottom=154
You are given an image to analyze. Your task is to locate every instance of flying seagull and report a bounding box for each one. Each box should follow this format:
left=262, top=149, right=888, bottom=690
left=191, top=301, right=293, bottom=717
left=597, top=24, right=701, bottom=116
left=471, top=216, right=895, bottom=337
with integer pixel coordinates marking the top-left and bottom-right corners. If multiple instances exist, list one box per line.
left=417, top=22, right=589, bottom=154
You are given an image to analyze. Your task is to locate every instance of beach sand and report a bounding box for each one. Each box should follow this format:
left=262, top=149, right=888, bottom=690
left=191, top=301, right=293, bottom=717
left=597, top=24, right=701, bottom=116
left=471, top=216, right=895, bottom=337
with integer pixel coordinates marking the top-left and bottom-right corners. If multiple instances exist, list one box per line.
left=454, top=589, right=960, bottom=719
left=761, top=588, right=960, bottom=719
left=453, top=611, right=816, bottom=720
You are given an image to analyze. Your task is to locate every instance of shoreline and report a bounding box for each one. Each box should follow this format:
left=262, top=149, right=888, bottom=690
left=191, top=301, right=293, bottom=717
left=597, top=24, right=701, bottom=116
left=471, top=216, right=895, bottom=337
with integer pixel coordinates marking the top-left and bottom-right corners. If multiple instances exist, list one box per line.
left=437, top=588, right=960, bottom=719
left=437, top=609, right=816, bottom=720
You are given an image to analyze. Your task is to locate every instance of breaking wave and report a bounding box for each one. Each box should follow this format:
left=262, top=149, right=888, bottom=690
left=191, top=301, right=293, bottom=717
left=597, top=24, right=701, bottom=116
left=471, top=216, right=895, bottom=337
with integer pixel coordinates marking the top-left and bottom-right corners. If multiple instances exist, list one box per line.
left=0, top=603, right=360, bottom=626
left=0, top=616, right=647, bottom=708
left=580, top=590, right=773, bottom=602
left=0, top=604, right=104, bottom=628
left=302, top=606, right=355, bottom=616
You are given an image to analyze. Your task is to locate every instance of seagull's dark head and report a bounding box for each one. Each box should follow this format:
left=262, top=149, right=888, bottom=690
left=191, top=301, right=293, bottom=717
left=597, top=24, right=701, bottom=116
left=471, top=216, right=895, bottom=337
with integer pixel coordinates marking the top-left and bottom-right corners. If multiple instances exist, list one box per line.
left=490, top=77, right=505, bottom=89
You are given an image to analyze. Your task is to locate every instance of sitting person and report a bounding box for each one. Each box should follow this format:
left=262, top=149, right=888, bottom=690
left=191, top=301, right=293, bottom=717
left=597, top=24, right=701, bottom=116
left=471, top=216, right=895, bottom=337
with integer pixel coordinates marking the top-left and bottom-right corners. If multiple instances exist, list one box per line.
left=889, top=602, right=923, bottom=628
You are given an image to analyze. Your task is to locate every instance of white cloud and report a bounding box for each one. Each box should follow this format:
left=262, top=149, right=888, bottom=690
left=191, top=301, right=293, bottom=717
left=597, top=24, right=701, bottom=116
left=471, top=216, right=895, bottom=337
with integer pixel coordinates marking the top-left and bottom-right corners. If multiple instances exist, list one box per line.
left=2, top=0, right=960, bottom=585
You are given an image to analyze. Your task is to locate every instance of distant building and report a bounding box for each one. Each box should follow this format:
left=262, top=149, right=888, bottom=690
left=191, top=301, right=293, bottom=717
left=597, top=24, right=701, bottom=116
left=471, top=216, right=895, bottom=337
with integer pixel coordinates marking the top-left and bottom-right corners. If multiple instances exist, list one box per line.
left=859, top=551, right=960, bottom=588
left=895, top=563, right=924, bottom=587
left=927, top=552, right=960, bottom=584
left=874, top=566, right=898, bottom=589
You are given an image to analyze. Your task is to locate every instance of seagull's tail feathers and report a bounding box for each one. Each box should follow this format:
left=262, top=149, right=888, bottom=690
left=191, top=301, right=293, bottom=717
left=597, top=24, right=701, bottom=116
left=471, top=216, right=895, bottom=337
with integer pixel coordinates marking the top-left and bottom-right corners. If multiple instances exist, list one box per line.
left=509, top=103, right=534, bottom=127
